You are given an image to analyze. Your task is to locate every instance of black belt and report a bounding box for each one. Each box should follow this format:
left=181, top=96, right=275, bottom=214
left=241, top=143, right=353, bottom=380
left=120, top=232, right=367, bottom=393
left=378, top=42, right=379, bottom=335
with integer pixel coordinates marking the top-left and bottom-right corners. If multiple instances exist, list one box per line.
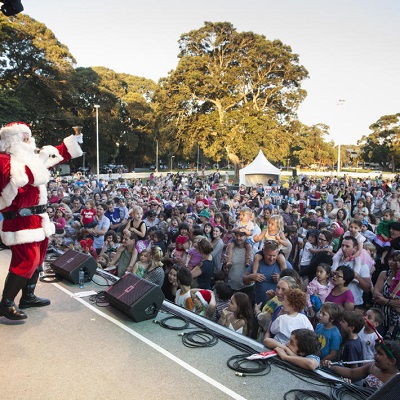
left=2, top=205, right=47, bottom=220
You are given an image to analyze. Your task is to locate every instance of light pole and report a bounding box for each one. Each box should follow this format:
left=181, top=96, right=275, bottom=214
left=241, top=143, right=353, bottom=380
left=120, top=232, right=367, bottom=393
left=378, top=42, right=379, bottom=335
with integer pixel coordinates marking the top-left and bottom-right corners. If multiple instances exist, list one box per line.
left=156, top=140, right=159, bottom=173
left=82, top=152, right=86, bottom=175
left=94, top=104, right=100, bottom=178
left=170, top=155, right=175, bottom=172
left=337, top=143, right=341, bottom=175
left=196, top=145, right=200, bottom=173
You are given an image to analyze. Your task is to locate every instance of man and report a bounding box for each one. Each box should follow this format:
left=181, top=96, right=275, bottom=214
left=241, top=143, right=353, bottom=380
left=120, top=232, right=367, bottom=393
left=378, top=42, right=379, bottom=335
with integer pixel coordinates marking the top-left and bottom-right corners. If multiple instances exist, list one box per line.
left=105, top=200, right=126, bottom=232
left=226, top=230, right=254, bottom=300
left=0, top=122, right=83, bottom=320
left=89, top=203, right=110, bottom=255
left=333, top=236, right=371, bottom=306
left=243, top=240, right=292, bottom=307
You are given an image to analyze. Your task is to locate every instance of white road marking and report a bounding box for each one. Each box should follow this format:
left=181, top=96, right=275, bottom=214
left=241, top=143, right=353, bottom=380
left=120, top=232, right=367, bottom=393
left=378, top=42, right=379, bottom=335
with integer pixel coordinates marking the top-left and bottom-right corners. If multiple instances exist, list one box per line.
left=53, top=283, right=247, bottom=400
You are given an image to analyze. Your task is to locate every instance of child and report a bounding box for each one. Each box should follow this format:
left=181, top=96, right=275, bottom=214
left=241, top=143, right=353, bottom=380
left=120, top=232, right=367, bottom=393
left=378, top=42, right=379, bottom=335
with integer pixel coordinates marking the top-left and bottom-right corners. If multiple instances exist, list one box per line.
left=185, top=235, right=204, bottom=270
left=80, top=199, right=97, bottom=229
left=264, top=289, right=314, bottom=348
left=126, top=205, right=147, bottom=252
left=212, top=212, right=225, bottom=228
left=100, top=230, right=120, bottom=261
left=274, top=329, right=321, bottom=371
left=172, top=223, right=191, bottom=267
left=252, top=214, right=288, bottom=274
left=323, top=340, right=400, bottom=389
left=373, top=209, right=395, bottom=258
left=127, top=249, right=149, bottom=277
left=191, top=289, right=215, bottom=318
left=225, top=207, right=254, bottom=268
left=299, top=228, right=319, bottom=280
left=175, top=268, right=195, bottom=311
left=53, top=207, right=67, bottom=235
left=331, top=226, right=344, bottom=253
left=212, top=282, right=232, bottom=322
left=359, top=308, right=384, bottom=360
left=340, top=310, right=365, bottom=368
left=218, top=292, right=252, bottom=336
left=332, top=219, right=365, bottom=274
left=315, top=302, right=343, bottom=362
left=203, top=222, right=213, bottom=240
left=97, top=253, right=110, bottom=270
left=306, top=263, right=332, bottom=318
left=353, top=198, right=369, bottom=218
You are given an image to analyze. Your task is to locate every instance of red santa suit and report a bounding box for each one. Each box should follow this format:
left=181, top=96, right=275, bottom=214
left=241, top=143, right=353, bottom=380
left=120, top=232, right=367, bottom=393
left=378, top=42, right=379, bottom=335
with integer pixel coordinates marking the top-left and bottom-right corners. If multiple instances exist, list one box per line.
left=0, top=130, right=83, bottom=279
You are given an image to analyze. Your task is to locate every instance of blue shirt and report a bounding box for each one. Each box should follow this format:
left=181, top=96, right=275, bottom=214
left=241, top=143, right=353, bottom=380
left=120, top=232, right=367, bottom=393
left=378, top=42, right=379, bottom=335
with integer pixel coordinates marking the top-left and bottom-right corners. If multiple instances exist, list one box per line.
left=315, top=323, right=342, bottom=360
left=105, top=207, right=121, bottom=225
left=249, top=259, right=292, bottom=306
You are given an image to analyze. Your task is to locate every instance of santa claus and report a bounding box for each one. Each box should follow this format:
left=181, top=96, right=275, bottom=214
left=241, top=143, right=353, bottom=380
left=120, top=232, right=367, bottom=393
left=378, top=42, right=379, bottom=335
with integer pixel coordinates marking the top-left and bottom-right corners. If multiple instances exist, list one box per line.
left=0, top=122, right=83, bottom=320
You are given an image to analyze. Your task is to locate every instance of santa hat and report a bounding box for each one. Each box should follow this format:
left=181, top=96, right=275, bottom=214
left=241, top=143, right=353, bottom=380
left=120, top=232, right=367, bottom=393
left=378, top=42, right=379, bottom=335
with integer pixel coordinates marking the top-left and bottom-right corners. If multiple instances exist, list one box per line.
left=195, top=290, right=211, bottom=307
left=1, top=122, right=31, bottom=137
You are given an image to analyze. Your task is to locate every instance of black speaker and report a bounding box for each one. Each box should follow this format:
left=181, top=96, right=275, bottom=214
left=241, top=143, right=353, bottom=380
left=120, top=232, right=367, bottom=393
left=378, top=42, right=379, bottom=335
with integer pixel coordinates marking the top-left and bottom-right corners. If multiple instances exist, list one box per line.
left=50, top=250, right=97, bottom=284
left=105, top=273, right=164, bottom=322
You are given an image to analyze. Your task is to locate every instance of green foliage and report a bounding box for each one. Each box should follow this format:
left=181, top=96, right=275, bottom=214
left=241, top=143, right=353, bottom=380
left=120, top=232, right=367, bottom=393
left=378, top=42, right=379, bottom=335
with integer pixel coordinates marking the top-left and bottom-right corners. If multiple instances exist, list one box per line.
left=358, top=113, right=400, bottom=170
left=154, top=22, right=309, bottom=176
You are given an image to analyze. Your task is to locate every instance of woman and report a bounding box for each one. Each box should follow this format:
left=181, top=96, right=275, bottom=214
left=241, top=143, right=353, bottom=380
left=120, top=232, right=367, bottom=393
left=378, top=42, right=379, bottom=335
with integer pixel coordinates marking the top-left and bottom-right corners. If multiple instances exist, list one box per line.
left=325, top=265, right=355, bottom=310
left=162, top=266, right=179, bottom=302
left=336, top=207, right=350, bottom=231
left=90, top=202, right=111, bottom=255
left=372, top=189, right=386, bottom=218
left=373, top=251, right=400, bottom=339
left=191, top=237, right=216, bottom=290
left=323, top=340, right=400, bottom=390
left=259, top=276, right=300, bottom=343
left=211, top=225, right=225, bottom=271
left=306, top=230, right=333, bottom=282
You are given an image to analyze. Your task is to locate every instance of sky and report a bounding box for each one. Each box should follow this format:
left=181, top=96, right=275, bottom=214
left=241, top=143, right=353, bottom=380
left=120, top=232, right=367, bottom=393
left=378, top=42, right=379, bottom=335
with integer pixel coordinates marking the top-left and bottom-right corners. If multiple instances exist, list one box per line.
left=23, top=0, right=400, bottom=145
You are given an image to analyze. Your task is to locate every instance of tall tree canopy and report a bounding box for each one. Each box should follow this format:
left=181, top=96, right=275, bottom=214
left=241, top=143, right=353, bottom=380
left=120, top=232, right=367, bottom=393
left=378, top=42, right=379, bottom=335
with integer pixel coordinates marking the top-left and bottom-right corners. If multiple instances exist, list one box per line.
left=154, top=21, right=309, bottom=175
left=358, top=113, right=400, bottom=171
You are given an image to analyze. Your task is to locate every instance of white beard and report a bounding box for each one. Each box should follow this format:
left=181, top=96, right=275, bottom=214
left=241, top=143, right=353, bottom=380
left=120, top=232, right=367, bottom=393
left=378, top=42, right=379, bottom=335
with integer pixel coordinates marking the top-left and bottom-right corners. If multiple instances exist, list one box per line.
left=9, top=137, right=37, bottom=160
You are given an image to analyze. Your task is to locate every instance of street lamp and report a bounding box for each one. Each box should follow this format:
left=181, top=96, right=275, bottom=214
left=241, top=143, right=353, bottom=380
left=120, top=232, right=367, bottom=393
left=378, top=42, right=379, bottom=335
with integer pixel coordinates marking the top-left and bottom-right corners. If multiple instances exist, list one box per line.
left=170, top=155, right=175, bottom=172
left=155, top=140, right=159, bottom=173
left=82, top=152, right=86, bottom=175
left=94, top=104, right=100, bottom=178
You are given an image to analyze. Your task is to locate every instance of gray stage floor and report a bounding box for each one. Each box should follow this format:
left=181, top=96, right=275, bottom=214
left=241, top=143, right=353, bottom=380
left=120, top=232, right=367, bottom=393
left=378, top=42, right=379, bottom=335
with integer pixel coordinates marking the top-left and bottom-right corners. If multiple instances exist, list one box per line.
left=0, top=249, right=340, bottom=400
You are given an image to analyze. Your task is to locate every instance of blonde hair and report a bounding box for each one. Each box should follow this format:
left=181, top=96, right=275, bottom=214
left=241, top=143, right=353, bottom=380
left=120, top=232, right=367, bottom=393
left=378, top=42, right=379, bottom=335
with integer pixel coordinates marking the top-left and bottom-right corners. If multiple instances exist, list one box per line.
left=268, top=215, right=284, bottom=233
left=150, top=246, right=163, bottom=268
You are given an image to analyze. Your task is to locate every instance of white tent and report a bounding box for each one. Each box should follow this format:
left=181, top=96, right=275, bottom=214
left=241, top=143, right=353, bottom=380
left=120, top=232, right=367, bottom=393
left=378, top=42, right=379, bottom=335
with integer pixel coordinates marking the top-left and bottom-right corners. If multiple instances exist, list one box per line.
left=239, top=149, right=281, bottom=187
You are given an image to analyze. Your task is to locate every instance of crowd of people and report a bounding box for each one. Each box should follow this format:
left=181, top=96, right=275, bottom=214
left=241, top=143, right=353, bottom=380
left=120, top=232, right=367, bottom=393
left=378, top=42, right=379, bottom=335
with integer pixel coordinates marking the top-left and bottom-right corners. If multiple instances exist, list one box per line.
left=41, top=168, right=400, bottom=387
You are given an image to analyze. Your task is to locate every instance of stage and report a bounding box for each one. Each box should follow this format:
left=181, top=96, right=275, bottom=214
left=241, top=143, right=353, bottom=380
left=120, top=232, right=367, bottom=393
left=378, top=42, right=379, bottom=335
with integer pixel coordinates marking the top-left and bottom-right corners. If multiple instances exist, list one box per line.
left=0, top=249, right=340, bottom=400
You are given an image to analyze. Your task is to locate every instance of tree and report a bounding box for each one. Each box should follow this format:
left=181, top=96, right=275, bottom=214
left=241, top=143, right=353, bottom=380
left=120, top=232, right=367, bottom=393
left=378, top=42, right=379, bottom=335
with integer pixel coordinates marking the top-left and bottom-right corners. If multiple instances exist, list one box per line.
left=290, top=123, right=334, bottom=168
left=0, top=13, right=77, bottom=138
left=358, top=113, right=400, bottom=171
left=154, top=22, right=309, bottom=177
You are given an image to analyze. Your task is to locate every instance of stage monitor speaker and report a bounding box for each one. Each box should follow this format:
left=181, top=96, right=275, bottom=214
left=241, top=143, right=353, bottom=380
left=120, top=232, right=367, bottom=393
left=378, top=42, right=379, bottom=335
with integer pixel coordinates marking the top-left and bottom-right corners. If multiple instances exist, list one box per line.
left=105, top=273, right=165, bottom=322
left=50, top=249, right=97, bottom=284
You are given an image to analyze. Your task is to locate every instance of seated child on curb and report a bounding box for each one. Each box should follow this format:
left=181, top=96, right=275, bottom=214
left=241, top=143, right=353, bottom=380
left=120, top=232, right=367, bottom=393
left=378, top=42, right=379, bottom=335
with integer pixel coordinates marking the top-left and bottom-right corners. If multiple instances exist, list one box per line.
left=191, top=289, right=216, bottom=318
left=218, top=292, right=252, bottom=336
left=274, top=329, right=321, bottom=371
left=252, top=214, right=289, bottom=275
left=175, top=268, right=195, bottom=312
left=263, top=288, right=313, bottom=348
left=315, top=302, right=343, bottom=363
left=225, top=207, right=254, bottom=268
left=212, top=283, right=232, bottom=322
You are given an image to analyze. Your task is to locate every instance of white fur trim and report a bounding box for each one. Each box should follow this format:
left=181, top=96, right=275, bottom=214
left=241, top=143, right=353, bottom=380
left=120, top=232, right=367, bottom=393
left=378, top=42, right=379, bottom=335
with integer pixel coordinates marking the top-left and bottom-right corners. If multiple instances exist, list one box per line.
left=0, top=157, right=27, bottom=209
left=38, top=185, right=48, bottom=205
left=64, top=135, right=83, bottom=158
left=39, top=145, right=64, bottom=168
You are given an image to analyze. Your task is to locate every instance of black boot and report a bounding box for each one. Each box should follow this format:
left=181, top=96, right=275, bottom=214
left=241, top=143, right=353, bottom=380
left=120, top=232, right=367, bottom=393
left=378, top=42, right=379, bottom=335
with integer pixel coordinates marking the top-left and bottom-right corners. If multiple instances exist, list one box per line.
left=19, top=269, right=51, bottom=309
left=0, top=273, right=28, bottom=320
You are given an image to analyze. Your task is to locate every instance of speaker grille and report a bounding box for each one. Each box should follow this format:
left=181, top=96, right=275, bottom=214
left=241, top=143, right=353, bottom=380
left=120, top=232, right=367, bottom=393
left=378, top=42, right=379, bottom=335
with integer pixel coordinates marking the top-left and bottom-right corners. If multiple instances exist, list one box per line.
left=106, top=274, right=156, bottom=305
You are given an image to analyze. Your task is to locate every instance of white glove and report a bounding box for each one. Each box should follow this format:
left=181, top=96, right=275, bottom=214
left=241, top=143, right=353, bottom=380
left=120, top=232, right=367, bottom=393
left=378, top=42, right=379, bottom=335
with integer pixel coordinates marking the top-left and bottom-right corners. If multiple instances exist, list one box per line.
left=73, top=134, right=83, bottom=144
